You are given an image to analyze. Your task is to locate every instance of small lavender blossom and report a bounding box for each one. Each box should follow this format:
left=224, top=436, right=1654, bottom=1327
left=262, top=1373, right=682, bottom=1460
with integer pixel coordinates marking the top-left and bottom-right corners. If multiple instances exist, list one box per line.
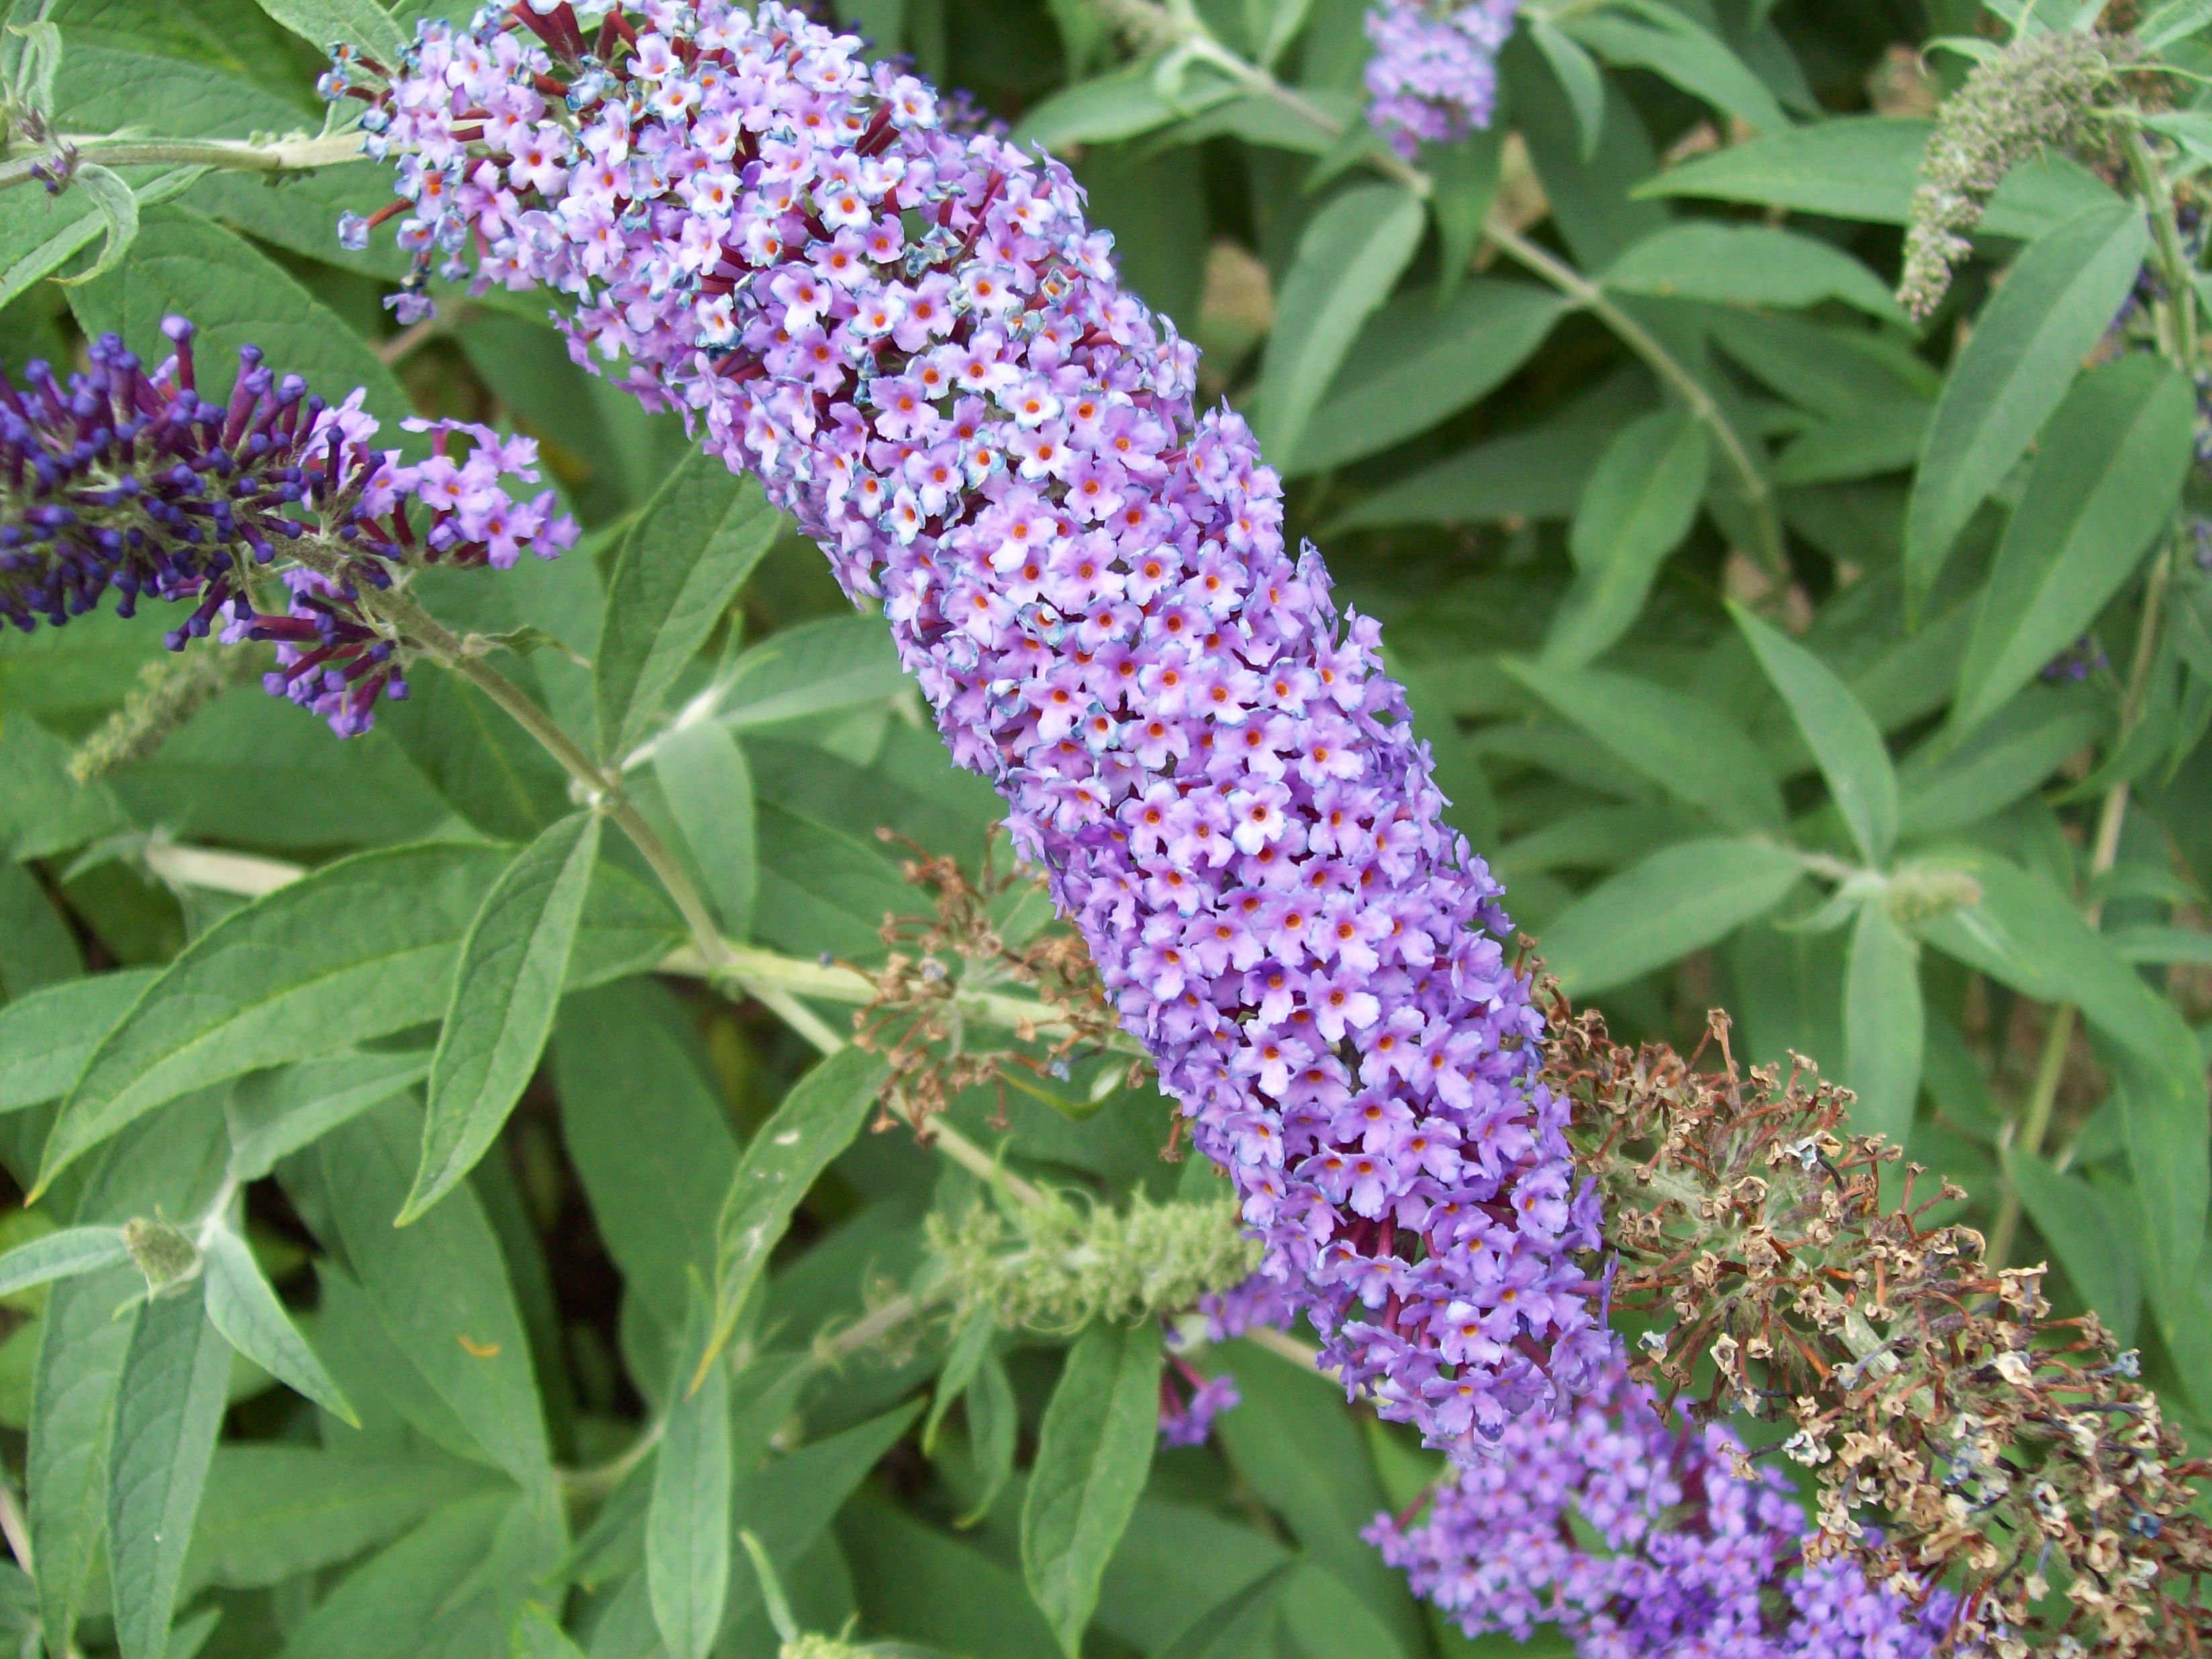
left=1366, top=1354, right=1960, bottom=1658
left=1362, top=0, right=1518, bottom=160
left=0, top=318, right=576, bottom=737
left=346, top=0, right=1609, bottom=1457
left=1157, top=1359, right=1240, bottom=1447
left=2040, top=632, right=2107, bottom=683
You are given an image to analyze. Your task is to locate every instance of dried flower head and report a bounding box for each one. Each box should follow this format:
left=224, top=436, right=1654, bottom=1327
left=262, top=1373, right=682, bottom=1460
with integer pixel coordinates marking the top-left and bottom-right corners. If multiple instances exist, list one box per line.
left=1899, top=30, right=2137, bottom=321
left=1545, top=999, right=2212, bottom=1656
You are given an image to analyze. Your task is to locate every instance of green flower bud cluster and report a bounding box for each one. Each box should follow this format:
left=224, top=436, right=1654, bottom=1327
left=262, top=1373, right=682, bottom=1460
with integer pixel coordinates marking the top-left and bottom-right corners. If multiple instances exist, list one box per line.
left=69, top=643, right=256, bottom=783
left=1900, top=30, right=2134, bottom=320
left=926, top=1186, right=1260, bottom=1335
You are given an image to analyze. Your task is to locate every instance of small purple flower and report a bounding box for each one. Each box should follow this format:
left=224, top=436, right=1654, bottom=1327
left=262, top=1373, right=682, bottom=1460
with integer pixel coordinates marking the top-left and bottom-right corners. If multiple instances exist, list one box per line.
left=1366, top=1352, right=1963, bottom=1657
left=1362, top=0, right=1519, bottom=160
left=1157, top=1357, right=1240, bottom=1447
left=2039, top=633, right=2107, bottom=683
left=346, top=0, right=1605, bottom=1458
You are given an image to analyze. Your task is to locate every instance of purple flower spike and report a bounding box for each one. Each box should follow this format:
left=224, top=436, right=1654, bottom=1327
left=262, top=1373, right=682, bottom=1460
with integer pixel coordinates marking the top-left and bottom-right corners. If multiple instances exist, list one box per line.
left=1366, top=1352, right=1964, bottom=1656
left=345, top=0, right=1606, bottom=1454
left=1363, top=0, right=1519, bottom=160
left=0, top=322, right=575, bottom=738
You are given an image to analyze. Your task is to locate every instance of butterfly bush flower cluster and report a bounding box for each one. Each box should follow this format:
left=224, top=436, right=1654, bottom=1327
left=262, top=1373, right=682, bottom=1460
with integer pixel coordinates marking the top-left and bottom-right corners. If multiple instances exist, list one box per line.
left=1362, top=0, right=1518, bottom=160
left=0, top=316, right=576, bottom=736
left=343, top=0, right=1610, bottom=1456
left=1368, top=1352, right=1958, bottom=1659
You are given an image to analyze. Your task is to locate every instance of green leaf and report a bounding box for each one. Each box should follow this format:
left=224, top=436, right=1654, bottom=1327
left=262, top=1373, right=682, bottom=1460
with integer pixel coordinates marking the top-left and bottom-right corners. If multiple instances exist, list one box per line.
left=1543, top=411, right=1709, bottom=668
left=1021, top=1320, right=1164, bottom=1658
left=187, top=1447, right=494, bottom=1592
left=1527, top=16, right=1605, bottom=159
left=201, top=1223, right=356, bottom=1425
left=1917, top=850, right=2208, bottom=1390
left=319, top=1099, right=552, bottom=1491
left=1254, top=185, right=1425, bottom=466
left=954, top=1348, right=1017, bottom=1529
left=1636, top=115, right=2116, bottom=238
left=1009, top=63, right=1223, bottom=150
left=1157, top=1564, right=1293, bottom=1659
left=1502, top=660, right=1784, bottom=832
left=2009, top=1148, right=2140, bottom=1344
left=39, top=842, right=672, bottom=1193
left=701, top=1046, right=889, bottom=1378
left=597, top=455, right=781, bottom=758
left=1209, top=1345, right=1422, bottom=1651
left=403, top=815, right=601, bottom=1223
left=250, top=0, right=405, bottom=62
left=68, top=205, right=411, bottom=440
left=1731, top=604, right=1899, bottom=864
left=379, top=669, right=572, bottom=842
left=648, top=1303, right=734, bottom=1659
left=31, top=1266, right=142, bottom=1656
left=0, top=970, right=156, bottom=1112
left=1602, top=223, right=1901, bottom=319
left=1424, top=126, right=1504, bottom=304
left=2145, top=0, right=2212, bottom=48
left=50, top=163, right=146, bottom=291
left=1844, top=903, right=1923, bottom=1149
left=1897, top=691, right=2103, bottom=837
left=1287, top=281, right=1566, bottom=476
left=716, top=614, right=910, bottom=732
left=923, top=1304, right=997, bottom=1456
left=107, top=1287, right=232, bottom=1659
left=1952, top=355, right=2195, bottom=736
left=224, top=1050, right=432, bottom=1183
left=656, top=722, right=758, bottom=938
left=0, top=1225, right=130, bottom=1299
left=509, top=1604, right=591, bottom=1659
left=1542, top=838, right=1805, bottom=995
left=551, top=981, right=738, bottom=1340
left=1562, top=9, right=1784, bottom=134
left=1325, top=407, right=1627, bottom=532
left=728, top=1401, right=927, bottom=1635
left=272, top=1492, right=514, bottom=1659
left=1904, top=202, right=2152, bottom=613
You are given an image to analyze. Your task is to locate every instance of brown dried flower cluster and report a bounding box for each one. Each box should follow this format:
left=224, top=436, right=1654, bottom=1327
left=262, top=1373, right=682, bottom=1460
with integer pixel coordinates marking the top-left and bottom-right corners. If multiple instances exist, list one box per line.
left=851, top=831, right=1136, bottom=1137
left=1543, top=997, right=2212, bottom=1658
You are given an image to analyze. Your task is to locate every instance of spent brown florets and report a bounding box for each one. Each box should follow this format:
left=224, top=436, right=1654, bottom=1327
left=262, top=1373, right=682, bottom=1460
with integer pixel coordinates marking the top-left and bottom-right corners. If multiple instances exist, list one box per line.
left=1899, top=30, right=2139, bottom=321
left=1543, top=997, right=2212, bottom=1657
left=852, top=831, right=1136, bottom=1138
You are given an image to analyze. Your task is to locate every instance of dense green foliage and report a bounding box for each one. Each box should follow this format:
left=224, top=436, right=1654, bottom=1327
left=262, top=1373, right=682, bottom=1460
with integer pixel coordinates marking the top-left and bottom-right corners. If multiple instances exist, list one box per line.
left=0, top=0, right=2208, bottom=1656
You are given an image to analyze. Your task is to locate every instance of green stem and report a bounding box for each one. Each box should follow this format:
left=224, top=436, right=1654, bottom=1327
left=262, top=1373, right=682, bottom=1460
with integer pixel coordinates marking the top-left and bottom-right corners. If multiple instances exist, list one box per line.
left=2126, top=128, right=2200, bottom=366
left=1134, top=8, right=1784, bottom=570
left=1987, top=1002, right=2076, bottom=1268
left=0, top=130, right=364, bottom=193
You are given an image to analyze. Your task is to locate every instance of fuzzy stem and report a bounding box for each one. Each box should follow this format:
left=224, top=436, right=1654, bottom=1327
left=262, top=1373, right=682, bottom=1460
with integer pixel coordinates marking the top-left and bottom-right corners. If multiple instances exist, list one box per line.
left=0, top=130, right=364, bottom=193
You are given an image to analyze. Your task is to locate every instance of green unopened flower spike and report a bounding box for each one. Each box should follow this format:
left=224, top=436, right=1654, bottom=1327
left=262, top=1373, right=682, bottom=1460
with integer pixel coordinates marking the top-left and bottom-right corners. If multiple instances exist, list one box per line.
left=927, top=1186, right=1260, bottom=1336
left=1899, top=30, right=2136, bottom=320
left=68, top=642, right=256, bottom=783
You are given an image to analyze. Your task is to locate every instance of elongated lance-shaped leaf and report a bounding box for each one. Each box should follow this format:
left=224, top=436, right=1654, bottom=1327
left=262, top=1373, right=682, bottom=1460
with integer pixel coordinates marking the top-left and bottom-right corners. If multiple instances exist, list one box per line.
left=648, top=1295, right=734, bottom=1659
left=224, top=1049, right=432, bottom=1184
left=1844, top=901, right=1924, bottom=1151
left=1256, top=184, right=1425, bottom=471
left=1021, top=1320, right=1164, bottom=1658
left=201, top=1223, right=358, bottom=1425
left=107, top=1287, right=232, bottom=1659
left=250, top=0, right=407, bottom=63
left=0, top=970, right=155, bottom=1112
left=597, top=452, right=783, bottom=758
left=1543, top=838, right=1805, bottom=996
left=697, top=1046, right=889, bottom=1386
left=1952, top=354, right=2195, bottom=738
left=654, top=721, right=758, bottom=938
left=403, top=814, right=602, bottom=1223
left=0, top=1225, right=130, bottom=1299
left=38, top=841, right=674, bottom=1197
left=1544, top=411, right=1709, bottom=668
left=1731, top=602, right=1899, bottom=866
left=1903, top=201, right=2150, bottom=613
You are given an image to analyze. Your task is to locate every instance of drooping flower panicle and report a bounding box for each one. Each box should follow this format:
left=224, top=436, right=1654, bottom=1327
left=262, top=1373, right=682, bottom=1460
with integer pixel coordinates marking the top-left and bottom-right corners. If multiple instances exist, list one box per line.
left=1362, top=0, right=1518, bottom=160
left=0, top=318, right=577, bottom=737
left=344, top=0, right=1609, bottom=1456
left=1368, top=1351, right=1959, bottom=1658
